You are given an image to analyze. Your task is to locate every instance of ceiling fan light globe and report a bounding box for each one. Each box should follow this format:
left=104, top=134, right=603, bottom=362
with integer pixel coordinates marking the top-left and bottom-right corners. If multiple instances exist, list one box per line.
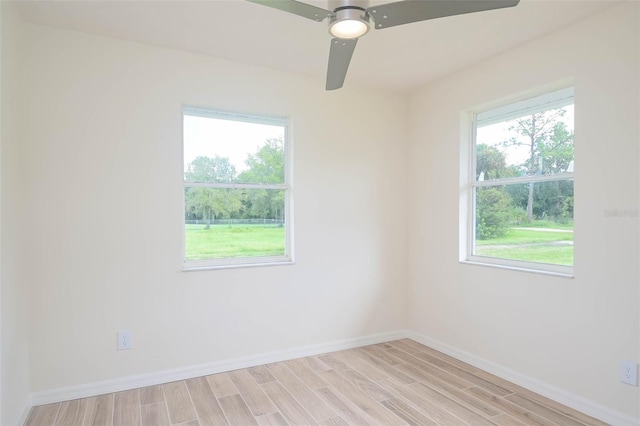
left=330, top=18, right=369, bottom=38
left=329, top=7, right=369, bottom=39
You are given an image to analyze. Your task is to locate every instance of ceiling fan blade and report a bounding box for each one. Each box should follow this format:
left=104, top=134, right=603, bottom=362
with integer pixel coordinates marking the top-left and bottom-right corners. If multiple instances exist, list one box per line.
left=326, top=38, right=358, bottom=91
left=368, top=0, right=519, bottom=30
left=246, top=0, right=331, bottom=22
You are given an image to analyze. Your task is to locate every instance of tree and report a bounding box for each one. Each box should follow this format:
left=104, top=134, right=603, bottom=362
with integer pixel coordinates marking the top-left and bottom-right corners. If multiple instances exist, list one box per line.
left=238, top=138, right=285, bottom=221
left=185, top=155, right=236, bottom=183
left=476, top=144, right=519, bottom=180
left=476, top=187, right=513, bottom=239
left=502, top=109, right=573, bottom=222
left=184, top=156, right=243, bottom=228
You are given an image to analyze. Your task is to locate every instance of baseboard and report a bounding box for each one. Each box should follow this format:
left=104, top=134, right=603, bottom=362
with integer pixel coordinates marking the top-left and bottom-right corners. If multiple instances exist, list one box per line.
left=30, top=329, right=409, bottom=406
left=407, top=331, right=639, bottom=426
left=16, top=396, right=32, bottom=426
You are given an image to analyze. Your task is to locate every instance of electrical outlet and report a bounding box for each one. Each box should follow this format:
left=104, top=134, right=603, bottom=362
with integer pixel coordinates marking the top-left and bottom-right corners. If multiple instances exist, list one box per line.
left=117, top=331, right=132, bottom=351
left=620, top=360, right=638, bottom=386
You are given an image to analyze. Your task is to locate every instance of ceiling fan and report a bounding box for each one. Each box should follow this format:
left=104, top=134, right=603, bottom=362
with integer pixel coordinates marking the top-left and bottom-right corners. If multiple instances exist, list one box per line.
left=247, top=0, right=519, bottom=90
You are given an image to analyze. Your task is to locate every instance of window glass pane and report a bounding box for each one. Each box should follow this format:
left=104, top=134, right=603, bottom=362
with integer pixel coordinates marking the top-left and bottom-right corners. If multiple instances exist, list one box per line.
left=474, top=181, right=574, bottom=266
left=184, top=188, right=286, bottom=260
left=183, top=114, right=285, bottom=184
left=476, top=104, right=574, bottom=181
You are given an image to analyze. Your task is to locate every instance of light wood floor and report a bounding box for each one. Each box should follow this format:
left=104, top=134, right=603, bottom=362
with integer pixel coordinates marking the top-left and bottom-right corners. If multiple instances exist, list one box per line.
left=25, top=339, right=608, bottom=426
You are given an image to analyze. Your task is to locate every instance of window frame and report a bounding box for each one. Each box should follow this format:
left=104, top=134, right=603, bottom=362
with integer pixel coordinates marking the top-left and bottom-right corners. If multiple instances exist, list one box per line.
left=181, top=106, right=294, bottom=271
left=462, top=86, right=575, bottom=277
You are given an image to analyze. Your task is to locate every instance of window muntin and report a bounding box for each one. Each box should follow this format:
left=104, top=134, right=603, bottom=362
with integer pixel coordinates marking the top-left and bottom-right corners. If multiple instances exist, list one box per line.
left=182, top=108, right=292, bottom=269
left=468, top=87, right=574, bottom=275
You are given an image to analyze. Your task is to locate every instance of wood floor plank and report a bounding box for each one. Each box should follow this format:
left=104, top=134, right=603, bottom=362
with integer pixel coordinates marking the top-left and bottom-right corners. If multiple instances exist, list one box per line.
left=261, top=380, right=319, bottom=425
left=113, top=389, right=140, bottom=426
left=25, top=403, right=61, bottom=426
left=140, top=384, right=165, bottom=405
left=505, top=393, right=586, bottom=426
left=314, top=386, right=376, bottom=425
left=331, top=349, right=389, bottom=381
left=492, top=413, right=529, bottom=425
left=285, top=358, right=329, bottom=389
left=378, top=379, right=473, bottom=425
left=318, top=370, right=406, bottom=425
left=248, top=365, right=277, bottom=384
left=229, top=369, right=277, bottom=416
left=266, top=362, right=336, bottom=421
left=256, top=412, right=290, bottom=426
left=406, top=382, right=497, bottom=426
left=373, top=342, right=394, bottom=350
left=387, top=348, right=476, bottom=390
left=474, top=370, right=608, bottom=426
left=394, top=359, right=468, bottom=396
left=411, top=376, right=503, bottom=418
left=164, top=381, right=198, bottom=424
left=404, top=347, right=513, bottom=396
left=206, top=372, right=238, bottom=398
left=318, top=354, right=394, bottom=402
left=466, top=386, right=556, bottom=426
left=185, top=376, right=229, bottom=425
left=360, top=344, right=404, bottom=366
left=388, top=339, right=426, bottom=355
left=141, top=402, right=170, bottom=426
left=318, top=416, right=350, bottom=426
left=304, top=356, right=332, bottom=373
left=82, top=394, right=114, bottom=426
left=174, top=421, right=200, bottom=426
left=219, top=393, right=259, bottom=426
left=380, top=398, right=438, bottom=426
left=351, top=348, right=416, bottom=385
left=55, top=399, right=86, bottom=426
left=403, top=340, right=480, bottom=373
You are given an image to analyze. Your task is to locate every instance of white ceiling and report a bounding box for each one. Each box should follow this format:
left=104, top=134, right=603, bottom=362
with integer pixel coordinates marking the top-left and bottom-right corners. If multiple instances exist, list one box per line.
left=14, top=0, right=617, bottom=92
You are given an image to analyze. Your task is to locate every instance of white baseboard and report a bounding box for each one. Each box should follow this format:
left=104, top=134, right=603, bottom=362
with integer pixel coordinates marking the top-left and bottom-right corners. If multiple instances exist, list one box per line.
left=407, top=331, right=639, bottom=426
left=17, top=396, right=32, bottom=426
left=30, top=329, right=409, bottom=406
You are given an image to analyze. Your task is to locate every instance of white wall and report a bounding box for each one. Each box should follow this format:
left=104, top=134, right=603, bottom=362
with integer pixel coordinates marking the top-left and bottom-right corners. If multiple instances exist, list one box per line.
left=1, top=2, right=31, bottom=424
left=407, top=2, right=639, bottom=421
left=18, top=22, right=408, bottom=394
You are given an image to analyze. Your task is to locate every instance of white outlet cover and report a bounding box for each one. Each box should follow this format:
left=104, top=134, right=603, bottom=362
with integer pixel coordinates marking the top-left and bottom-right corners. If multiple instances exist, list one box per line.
left=620, top=360, right=638, bottom=386
left=117, top=331, right=132, bottom=351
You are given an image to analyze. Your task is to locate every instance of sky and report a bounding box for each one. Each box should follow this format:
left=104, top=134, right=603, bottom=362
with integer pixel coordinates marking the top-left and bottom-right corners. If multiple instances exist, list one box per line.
left=183, top=115, right=284, bottom=174
left=476, top=104, right=574, bottom=168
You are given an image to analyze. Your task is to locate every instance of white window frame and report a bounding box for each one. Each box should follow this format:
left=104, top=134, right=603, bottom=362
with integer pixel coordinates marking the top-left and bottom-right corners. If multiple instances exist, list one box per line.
left=461, top=86, right=574, bottom=277
left=181, top=107, right=294, bottom=271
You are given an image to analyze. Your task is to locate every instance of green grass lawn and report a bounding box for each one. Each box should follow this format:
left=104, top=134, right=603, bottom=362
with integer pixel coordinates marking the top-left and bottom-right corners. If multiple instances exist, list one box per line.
left=475, top=228, right=573, bottom=246
left=476, top=224, right=574, bottom=266
left=475, top=244, right=573, bottom=266
left=185, top=224, right=285, bottom=260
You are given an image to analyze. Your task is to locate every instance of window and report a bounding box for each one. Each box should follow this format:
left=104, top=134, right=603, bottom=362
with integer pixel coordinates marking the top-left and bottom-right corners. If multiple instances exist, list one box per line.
left=182, top=107, right=292, bottom=269
left=465, top=87, right=574, bottom=276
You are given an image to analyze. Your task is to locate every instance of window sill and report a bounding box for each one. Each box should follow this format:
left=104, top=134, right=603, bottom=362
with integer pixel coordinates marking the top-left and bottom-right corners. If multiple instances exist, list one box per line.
left=183, top=259, right=295, bottom=272
left=460, top=259, right=574, bottom=279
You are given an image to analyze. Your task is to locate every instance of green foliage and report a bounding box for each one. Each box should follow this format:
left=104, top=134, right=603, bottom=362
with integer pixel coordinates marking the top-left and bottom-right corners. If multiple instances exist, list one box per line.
left=185, top=156, right=237, bottom=183
left=476, top=187, right=513, bottom=240
left=476, top=144, right=510, bottom=180
left=238, top=138, right=285, bottom=220
left=239, top=138, right=284, bottom=184
left=184, top=138, right=286, bottom=226
left=498, top=107, right=574, bottom=222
